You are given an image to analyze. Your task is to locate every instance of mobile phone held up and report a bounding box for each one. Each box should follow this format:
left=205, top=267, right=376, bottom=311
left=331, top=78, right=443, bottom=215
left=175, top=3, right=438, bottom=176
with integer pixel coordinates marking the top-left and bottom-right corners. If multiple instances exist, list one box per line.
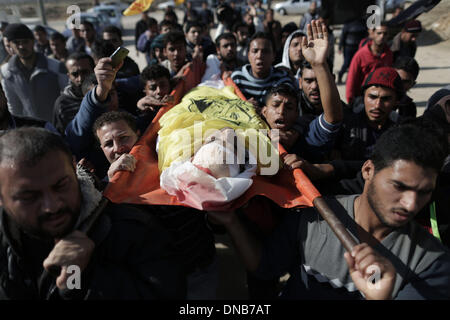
left=110, top=46, right=129, bottom=68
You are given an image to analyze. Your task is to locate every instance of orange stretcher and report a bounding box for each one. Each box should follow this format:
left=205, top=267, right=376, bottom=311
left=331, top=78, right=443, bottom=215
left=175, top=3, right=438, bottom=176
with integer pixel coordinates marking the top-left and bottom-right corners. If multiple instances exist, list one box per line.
left=103, top=68, right=357, bottom=252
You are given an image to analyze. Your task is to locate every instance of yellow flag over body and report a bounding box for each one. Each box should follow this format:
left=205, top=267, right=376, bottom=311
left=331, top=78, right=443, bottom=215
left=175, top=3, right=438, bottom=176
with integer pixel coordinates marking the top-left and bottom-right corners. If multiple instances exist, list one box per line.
left=123, top=0, right=154, bottom=16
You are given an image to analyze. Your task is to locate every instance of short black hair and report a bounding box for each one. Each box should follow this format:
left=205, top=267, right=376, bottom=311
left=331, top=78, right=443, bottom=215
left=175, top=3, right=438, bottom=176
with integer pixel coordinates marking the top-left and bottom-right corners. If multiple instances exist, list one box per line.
left=0, top=127, right=73, bottom=167
left=163, top=31, right=185, bottom=48
left=91, top=39, right=116, bottom=60
left=50, top=31, right=66, bottom=43
left=215, top=32, right=236, bottom=48
left=141, top=64, right=170, bottom=82
left=370, top=120, right=448, bottom=174
left=66, top=52, right=95, bottom=69
left=393, top=56, right=419, bottom=80
left=248, top=32, right=274, bottom=53
left=33, top=25, right=47, bottom=34
left=160, top=19, right=175, bottom=30
left=185, top=21, right=204, bottom=34
left=93, top=111, right=138, bottom=142
left=103, top=25, right=122, bottom=39
left=265, top=83, right=299, bottom=107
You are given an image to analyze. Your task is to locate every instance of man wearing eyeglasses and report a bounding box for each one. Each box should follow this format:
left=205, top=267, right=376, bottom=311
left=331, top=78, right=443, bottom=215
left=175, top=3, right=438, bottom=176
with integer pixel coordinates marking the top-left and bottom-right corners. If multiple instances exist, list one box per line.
left=53, top=52, right=95, bottom=134
left=0, top=24, right=68, bottom=123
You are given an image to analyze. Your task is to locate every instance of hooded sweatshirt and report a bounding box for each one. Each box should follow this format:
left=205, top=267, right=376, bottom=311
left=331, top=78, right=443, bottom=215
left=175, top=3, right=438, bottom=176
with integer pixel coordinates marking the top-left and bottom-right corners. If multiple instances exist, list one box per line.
left=276, top=30, right=305, bottom=80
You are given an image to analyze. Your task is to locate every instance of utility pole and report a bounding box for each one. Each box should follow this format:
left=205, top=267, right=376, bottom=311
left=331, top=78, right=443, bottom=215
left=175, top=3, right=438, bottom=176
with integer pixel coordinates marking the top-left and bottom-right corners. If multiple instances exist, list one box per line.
left=36, top=0, right=47, bottom=25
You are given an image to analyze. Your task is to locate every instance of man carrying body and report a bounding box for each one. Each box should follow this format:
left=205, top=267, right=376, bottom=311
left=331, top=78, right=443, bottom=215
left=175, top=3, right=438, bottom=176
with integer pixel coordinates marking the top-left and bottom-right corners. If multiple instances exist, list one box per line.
left=210, top=120, right=450, bottom=299
left=0, top=127, right=185, bottom=299
left=262, top=21, right=343, bottom=162
left=91, top=111, right=219, bottom=299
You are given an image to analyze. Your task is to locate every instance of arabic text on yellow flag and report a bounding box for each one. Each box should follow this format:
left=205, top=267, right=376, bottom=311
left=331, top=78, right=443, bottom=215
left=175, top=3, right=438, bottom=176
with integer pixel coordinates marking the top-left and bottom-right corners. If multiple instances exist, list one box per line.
left=123, top=0, right=154, bottom=16
left=175, top=0, right=185, bottom=5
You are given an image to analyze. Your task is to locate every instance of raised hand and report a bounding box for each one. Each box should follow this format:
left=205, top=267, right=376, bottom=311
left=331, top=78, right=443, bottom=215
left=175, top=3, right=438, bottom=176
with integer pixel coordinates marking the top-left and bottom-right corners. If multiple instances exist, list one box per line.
left=301, top=20, right=329, bottom=67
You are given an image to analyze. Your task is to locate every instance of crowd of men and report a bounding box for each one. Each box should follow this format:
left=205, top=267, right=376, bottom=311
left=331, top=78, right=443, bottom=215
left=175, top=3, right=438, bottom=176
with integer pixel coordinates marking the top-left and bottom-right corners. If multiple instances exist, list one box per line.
left=0, top=0, right=449, bottom=300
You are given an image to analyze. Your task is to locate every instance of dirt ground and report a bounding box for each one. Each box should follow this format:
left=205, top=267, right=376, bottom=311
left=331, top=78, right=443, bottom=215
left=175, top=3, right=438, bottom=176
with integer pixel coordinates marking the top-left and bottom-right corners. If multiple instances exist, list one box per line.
left=23, top=0, right=450, bottom=299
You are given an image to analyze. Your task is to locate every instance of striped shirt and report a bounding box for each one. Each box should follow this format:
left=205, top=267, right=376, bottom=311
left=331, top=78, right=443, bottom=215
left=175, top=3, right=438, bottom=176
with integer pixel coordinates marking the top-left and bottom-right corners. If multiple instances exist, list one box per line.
left=231, top=64, right=297, bottom=107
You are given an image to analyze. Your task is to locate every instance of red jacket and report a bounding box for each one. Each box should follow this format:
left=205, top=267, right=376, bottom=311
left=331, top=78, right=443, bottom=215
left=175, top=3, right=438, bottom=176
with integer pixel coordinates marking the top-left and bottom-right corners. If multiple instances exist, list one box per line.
left=346, top=40, right=393, bottom=104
